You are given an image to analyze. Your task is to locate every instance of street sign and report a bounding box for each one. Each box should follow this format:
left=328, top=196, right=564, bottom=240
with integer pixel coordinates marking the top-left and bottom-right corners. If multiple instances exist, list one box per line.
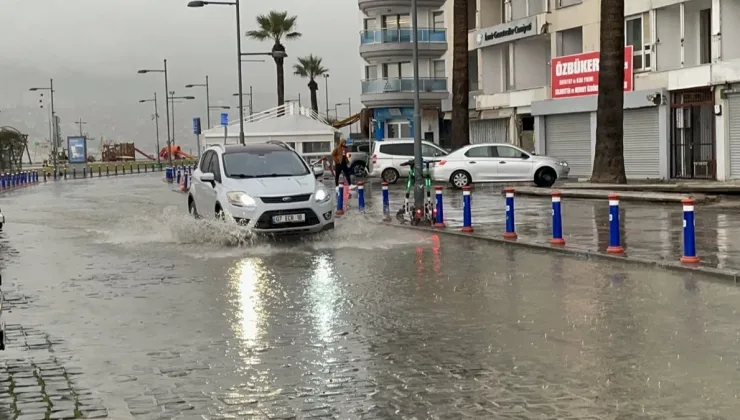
left=192, top=117, right=201, bottom=135
left=220, top=113, right=229, bottom=126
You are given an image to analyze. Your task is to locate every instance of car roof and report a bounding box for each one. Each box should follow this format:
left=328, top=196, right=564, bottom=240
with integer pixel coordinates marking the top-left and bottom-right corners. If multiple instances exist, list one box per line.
left=214, top=143, right=290, bottom=154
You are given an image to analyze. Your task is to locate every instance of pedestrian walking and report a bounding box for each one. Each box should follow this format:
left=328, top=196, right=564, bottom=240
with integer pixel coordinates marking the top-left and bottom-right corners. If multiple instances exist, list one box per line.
left=331, top=139, right=355, bottom=190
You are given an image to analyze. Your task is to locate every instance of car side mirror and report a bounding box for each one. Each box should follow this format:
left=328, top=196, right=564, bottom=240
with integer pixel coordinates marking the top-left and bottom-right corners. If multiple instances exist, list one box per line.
left=200, top=172, right=215, bottom=182
left=313, top=166, right=324, bottom=178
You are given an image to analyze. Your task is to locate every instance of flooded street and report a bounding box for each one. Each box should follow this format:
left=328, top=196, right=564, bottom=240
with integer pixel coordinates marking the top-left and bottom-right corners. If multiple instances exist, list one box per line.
left=1, top=175, right=740, bottom=419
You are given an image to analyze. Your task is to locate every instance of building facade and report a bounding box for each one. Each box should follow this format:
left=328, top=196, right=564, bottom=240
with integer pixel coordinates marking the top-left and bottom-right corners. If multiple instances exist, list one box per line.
left=441, top=0, right=740, bottom=181
left=358, top=0, right=450, bottom=146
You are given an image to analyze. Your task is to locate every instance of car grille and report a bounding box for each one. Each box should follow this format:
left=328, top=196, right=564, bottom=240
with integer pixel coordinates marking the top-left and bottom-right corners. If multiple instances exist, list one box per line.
left=255, top=208, right=320, bottom=230
left=259, top=193, right=312, bottom=204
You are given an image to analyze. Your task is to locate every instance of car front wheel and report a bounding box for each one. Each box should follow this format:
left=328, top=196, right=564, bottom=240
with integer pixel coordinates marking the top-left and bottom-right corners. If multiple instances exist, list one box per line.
left=188, top=198, right=200, bottom=219
left=450, top=170, right=471, bottom=189
left=534, top=167, right=557, bottom=188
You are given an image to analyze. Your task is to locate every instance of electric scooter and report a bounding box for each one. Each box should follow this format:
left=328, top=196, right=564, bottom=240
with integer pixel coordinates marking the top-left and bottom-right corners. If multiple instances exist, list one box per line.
left=396, top=159, right=434, bottom=226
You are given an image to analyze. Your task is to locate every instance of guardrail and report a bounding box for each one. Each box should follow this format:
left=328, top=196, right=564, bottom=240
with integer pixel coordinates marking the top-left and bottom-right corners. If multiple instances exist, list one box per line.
left=360, top=28, right=446, bottom=44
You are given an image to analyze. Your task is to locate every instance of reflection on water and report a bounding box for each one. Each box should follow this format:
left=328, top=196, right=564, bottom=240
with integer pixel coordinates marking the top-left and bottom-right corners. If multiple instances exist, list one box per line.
left=308, top=253, right=339, bottom=342
left=228, top=258, right=267, bottom=366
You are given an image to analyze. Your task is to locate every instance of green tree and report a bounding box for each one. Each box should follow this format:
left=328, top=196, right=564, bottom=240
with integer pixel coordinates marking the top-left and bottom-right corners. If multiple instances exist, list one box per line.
left=293, top=54, right=329, bottom=114
left=450, top=0, right=470, bottom=149
left=591, top=0, right=627, bottom=183
left=246, top=11, right=302, bottom=107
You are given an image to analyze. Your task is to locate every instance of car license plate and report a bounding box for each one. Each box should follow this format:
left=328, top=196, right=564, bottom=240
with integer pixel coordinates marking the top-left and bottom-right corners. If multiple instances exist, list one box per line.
left=272, top=214, right=305, bottom=224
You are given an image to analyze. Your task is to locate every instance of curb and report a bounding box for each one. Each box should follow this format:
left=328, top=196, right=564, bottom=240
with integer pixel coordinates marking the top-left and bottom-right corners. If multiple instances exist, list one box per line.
left=502, top=188, right=714, bottom=204
left=376, top=221, right=740, bottom=283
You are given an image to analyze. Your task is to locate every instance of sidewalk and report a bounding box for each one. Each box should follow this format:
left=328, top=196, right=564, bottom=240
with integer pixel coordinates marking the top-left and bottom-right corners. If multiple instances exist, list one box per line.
left=352, top=184, right=740, bottom=272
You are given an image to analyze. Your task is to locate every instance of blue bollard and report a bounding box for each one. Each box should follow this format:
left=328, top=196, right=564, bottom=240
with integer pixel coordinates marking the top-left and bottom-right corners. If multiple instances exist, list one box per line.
left=681, top=197, right=700, bottom=264
left=357, top=181, right=365, bottom=212
left=43, top=171, right=47, bottom=182
left=83, top=167, right=86, bottom=178
left=114, top=165, right=118, bottom=176
left=98, top=166, right=101, bottom=177
left=461, top=185, right=473, bottom=232
left=607, top=193, right=624, bottom=254
left=137, top=164, right=141, bottom=173
left=72, top=168, right=76, bottom=179
left=182, top=173, right=189, bottom=191
left=165, top=167, right=172, bottom=182
left=1, top=174, right=5, bottom=189
left=336, top=182, right=345, bottom=216
left=551, top=191, right=565, bottom=245
left=434, top=186, right=445, bottom=228
left=504, top=187, right=517, bottom=239
left=176, top=169, right=181, bottom=185
left=381, top=182, right=391, bottom=222
left=53, top=169, right=57, bottom=181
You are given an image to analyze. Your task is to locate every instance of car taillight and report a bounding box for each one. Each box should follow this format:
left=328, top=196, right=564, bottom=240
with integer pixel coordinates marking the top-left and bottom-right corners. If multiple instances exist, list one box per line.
left=371, top=154, right=377, bottom=164
left=437, top=160, right=446, bottom=166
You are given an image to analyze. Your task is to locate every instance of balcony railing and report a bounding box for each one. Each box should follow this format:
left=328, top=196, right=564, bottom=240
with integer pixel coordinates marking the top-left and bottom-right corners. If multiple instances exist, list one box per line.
left=361, top=77, right=448, bottom=94
left=360, top=28, right=447, bottom=45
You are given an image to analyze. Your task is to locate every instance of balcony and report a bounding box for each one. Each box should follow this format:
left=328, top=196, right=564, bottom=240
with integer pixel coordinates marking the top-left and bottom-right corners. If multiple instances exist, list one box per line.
left=358, top=0, right=445, bottom=14
left=359, top=28, right=447, bottom=61
left=361, top=77, right=449, bottom=108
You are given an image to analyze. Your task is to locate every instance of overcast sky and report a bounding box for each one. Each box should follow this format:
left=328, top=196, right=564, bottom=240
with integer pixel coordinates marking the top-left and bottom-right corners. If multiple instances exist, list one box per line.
left=0, top=0, right=360, bottom=157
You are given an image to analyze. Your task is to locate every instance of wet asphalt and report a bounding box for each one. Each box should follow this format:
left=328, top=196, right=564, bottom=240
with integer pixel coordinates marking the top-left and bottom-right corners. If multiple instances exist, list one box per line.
left=1, top=175, right=740, bottom=418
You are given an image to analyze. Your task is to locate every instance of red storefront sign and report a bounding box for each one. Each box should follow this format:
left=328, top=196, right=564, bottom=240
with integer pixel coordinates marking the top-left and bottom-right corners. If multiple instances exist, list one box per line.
left=550, top=46, right=633, bottom=99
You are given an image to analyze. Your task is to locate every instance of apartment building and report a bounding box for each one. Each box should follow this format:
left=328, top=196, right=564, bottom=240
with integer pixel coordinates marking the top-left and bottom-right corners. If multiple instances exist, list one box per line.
left=441, top=0, right=740, bottom=181
left=358, top=0, right=450, bottom=145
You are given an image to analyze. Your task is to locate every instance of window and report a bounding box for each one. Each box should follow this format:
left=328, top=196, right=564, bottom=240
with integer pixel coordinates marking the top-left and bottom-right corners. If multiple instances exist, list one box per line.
left=433, top=60, right=445, bottom=79
left=558, top=0, right=581, bottom=7
left=199, top=151, right=213, bottom=172
left=382, top=62, right=412, bottom=78
left=379, top=143, right=414, bottom=156
left=465, top=146, right=494, bottom=158
left=700, top=8, right=711, bottom=65
left=432, top=11, right=444, bottom=30
left=422, top=143, right=447, bottom=157
left=381, top=14, right=410, bottom=29
left=364, top=18, right=376, bottom=30
left=625, top=15, right=651, bottom=70
left=222, top=150, right=310, bottom=178
left=387, top=121, right=411, bottom=138
left=556, top=27, right=583, bottom=57
left=495, top=146, right=525, bottom=158
left=365, top=66, right=377, bottom=80
left=303, top=141, right=331, bottom=153
left=209, top=152, right=222, bottom=182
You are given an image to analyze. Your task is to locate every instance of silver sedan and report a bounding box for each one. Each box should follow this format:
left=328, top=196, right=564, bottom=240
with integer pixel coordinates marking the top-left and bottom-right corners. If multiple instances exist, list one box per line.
left=431, top=143, right=570, bottom=188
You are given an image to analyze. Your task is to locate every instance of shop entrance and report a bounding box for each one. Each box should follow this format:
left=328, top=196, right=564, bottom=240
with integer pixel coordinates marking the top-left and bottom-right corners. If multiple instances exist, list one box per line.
left=670, top=87, right=715, bottom=179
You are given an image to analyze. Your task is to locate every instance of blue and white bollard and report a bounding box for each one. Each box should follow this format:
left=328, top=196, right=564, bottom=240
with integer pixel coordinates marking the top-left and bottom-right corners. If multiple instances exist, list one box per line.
left=681, top=197, right=700, bottom=264
left=551, top=191, right=565, bottom=245
left=34, top=171, right=38, bottom=182
left=461, top=185, right=473, bottom=233
left=381, top=182, right=391, bottom=222
left=83, top=167, right=86, bottom=178
left=434, top=186, right=445, bottom=228
left=357, top=181, right=365, bottom=212
left=504, top=187, right=517, bottom=239
left=165, top=167, right=172, bottom=183
left=176, top=169, right=181, bottom=185
left=1, top=174, right=6, bottom=189
left=336, top=182, right=345, bottom=216
left=607, top=193, right=624, bottom=254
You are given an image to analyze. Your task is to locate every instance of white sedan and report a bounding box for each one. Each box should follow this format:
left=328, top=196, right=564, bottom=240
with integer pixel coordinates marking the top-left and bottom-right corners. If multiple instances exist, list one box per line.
left=431, top=143, right=570, bottom=188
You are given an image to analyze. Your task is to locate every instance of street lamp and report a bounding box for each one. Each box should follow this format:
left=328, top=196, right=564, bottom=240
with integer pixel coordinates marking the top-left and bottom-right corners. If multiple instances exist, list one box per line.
left=75, top=118, right=87, bottom=137
left=29, top=79, right=57, bottom=173
left=335, top=100, right=352, bottom=132
left=167, top=92, right=195, bottom=151
left=137, top=60, right=172, bottom=166
left=323, top=74, right=330, bottom=118
left=185, top=75, right=211, bottom=129
left=410, top=0, right=424, bottom=218
left=233, top=86, right=253, bottom=115
left=139, top=93, right=162, bottom=164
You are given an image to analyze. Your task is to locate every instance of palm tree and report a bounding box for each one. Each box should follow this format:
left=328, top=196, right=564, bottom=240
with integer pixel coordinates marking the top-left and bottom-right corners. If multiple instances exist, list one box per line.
left=591, top=0, right=627, bottom=183
left=293, top=55, right=329, bottom=114
left=450, top=0, right=470, bottom=149
left=246, top=11, right=302, bottom=108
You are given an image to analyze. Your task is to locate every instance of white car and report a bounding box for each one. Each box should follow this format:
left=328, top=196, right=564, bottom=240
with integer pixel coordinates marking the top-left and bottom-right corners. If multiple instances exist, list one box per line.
left=188, top=142, right=335, bottom=234
left=370, top=139, right=448, bottom=184
left=0, top=207, right=4, bottom=230
left=431, top=143, right=570, bottom=188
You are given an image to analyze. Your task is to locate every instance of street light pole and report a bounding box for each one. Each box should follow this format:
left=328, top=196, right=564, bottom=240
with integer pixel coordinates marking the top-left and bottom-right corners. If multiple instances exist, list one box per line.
left=324, top=74, right=330, bottom=118
left=249, top=85, right=253, bottom=116
left=139, top=94, right=162, bottom=164
left=411, top=0, right=424, bottom=218
left=235, top=0, right=245, bottom=145
left=137, top=60, right=172, bottom=166
left=30, top=79, right=57, bottom=174
left=75, top=118, right=87, bottom=137
left=348, top=97, right=352, bottom=133
left=185, top=75, right=212, bottom=129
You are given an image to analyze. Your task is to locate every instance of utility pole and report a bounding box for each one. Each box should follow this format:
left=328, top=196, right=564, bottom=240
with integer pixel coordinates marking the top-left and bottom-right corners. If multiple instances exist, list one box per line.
left=323, top=74, right=330, bottom=118
left=75, top=118, right=87, bottom=137
left=411, top=0, right=425, bottom=221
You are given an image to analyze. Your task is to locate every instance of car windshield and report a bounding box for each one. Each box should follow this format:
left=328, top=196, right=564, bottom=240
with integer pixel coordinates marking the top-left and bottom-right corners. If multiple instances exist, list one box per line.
left=223, top=150, right=310, bottom=178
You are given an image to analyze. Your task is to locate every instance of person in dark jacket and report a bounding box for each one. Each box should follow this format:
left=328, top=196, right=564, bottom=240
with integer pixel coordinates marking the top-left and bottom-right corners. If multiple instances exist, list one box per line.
left=331, top=139, right=355, bottom=190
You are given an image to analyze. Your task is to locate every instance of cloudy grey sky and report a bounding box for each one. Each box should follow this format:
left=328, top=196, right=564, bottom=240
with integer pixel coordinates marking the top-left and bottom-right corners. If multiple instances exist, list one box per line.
left=0, top=0, right=360, bottom=157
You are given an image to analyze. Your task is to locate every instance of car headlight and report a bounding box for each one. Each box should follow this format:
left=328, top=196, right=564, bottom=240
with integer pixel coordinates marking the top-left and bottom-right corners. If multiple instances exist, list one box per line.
left=557, top=161, right=568, bottom=167
left=314, top=187, right=330, bottom=203
left=226, top=191, right=257, bottom=207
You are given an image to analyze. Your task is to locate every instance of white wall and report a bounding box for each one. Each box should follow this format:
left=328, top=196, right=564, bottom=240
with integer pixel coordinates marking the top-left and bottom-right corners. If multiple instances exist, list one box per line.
left=656, top=5, right=681, bottom=71
left=479, top=0, right=504, bottom=27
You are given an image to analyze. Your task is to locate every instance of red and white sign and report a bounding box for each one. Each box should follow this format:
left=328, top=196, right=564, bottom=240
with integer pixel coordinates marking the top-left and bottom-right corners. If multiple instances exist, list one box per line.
left=550, top=46, right=633, bottom=99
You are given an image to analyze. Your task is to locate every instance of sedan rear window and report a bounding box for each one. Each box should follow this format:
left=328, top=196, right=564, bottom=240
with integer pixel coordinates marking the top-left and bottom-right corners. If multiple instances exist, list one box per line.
left=223, top=150, right=310, bottom=178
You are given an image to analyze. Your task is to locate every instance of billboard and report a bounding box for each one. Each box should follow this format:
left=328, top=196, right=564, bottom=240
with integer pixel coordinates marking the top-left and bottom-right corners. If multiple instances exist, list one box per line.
left=67, top=136, right=87, bottom=164
left=550, top=46, right=633, bottom=99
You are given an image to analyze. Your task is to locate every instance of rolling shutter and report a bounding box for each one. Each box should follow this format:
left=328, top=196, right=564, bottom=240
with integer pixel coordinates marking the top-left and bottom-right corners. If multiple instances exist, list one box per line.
left=545, top=113, right=591, bottom=178
left=623, top=108, right=660, bottom=179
